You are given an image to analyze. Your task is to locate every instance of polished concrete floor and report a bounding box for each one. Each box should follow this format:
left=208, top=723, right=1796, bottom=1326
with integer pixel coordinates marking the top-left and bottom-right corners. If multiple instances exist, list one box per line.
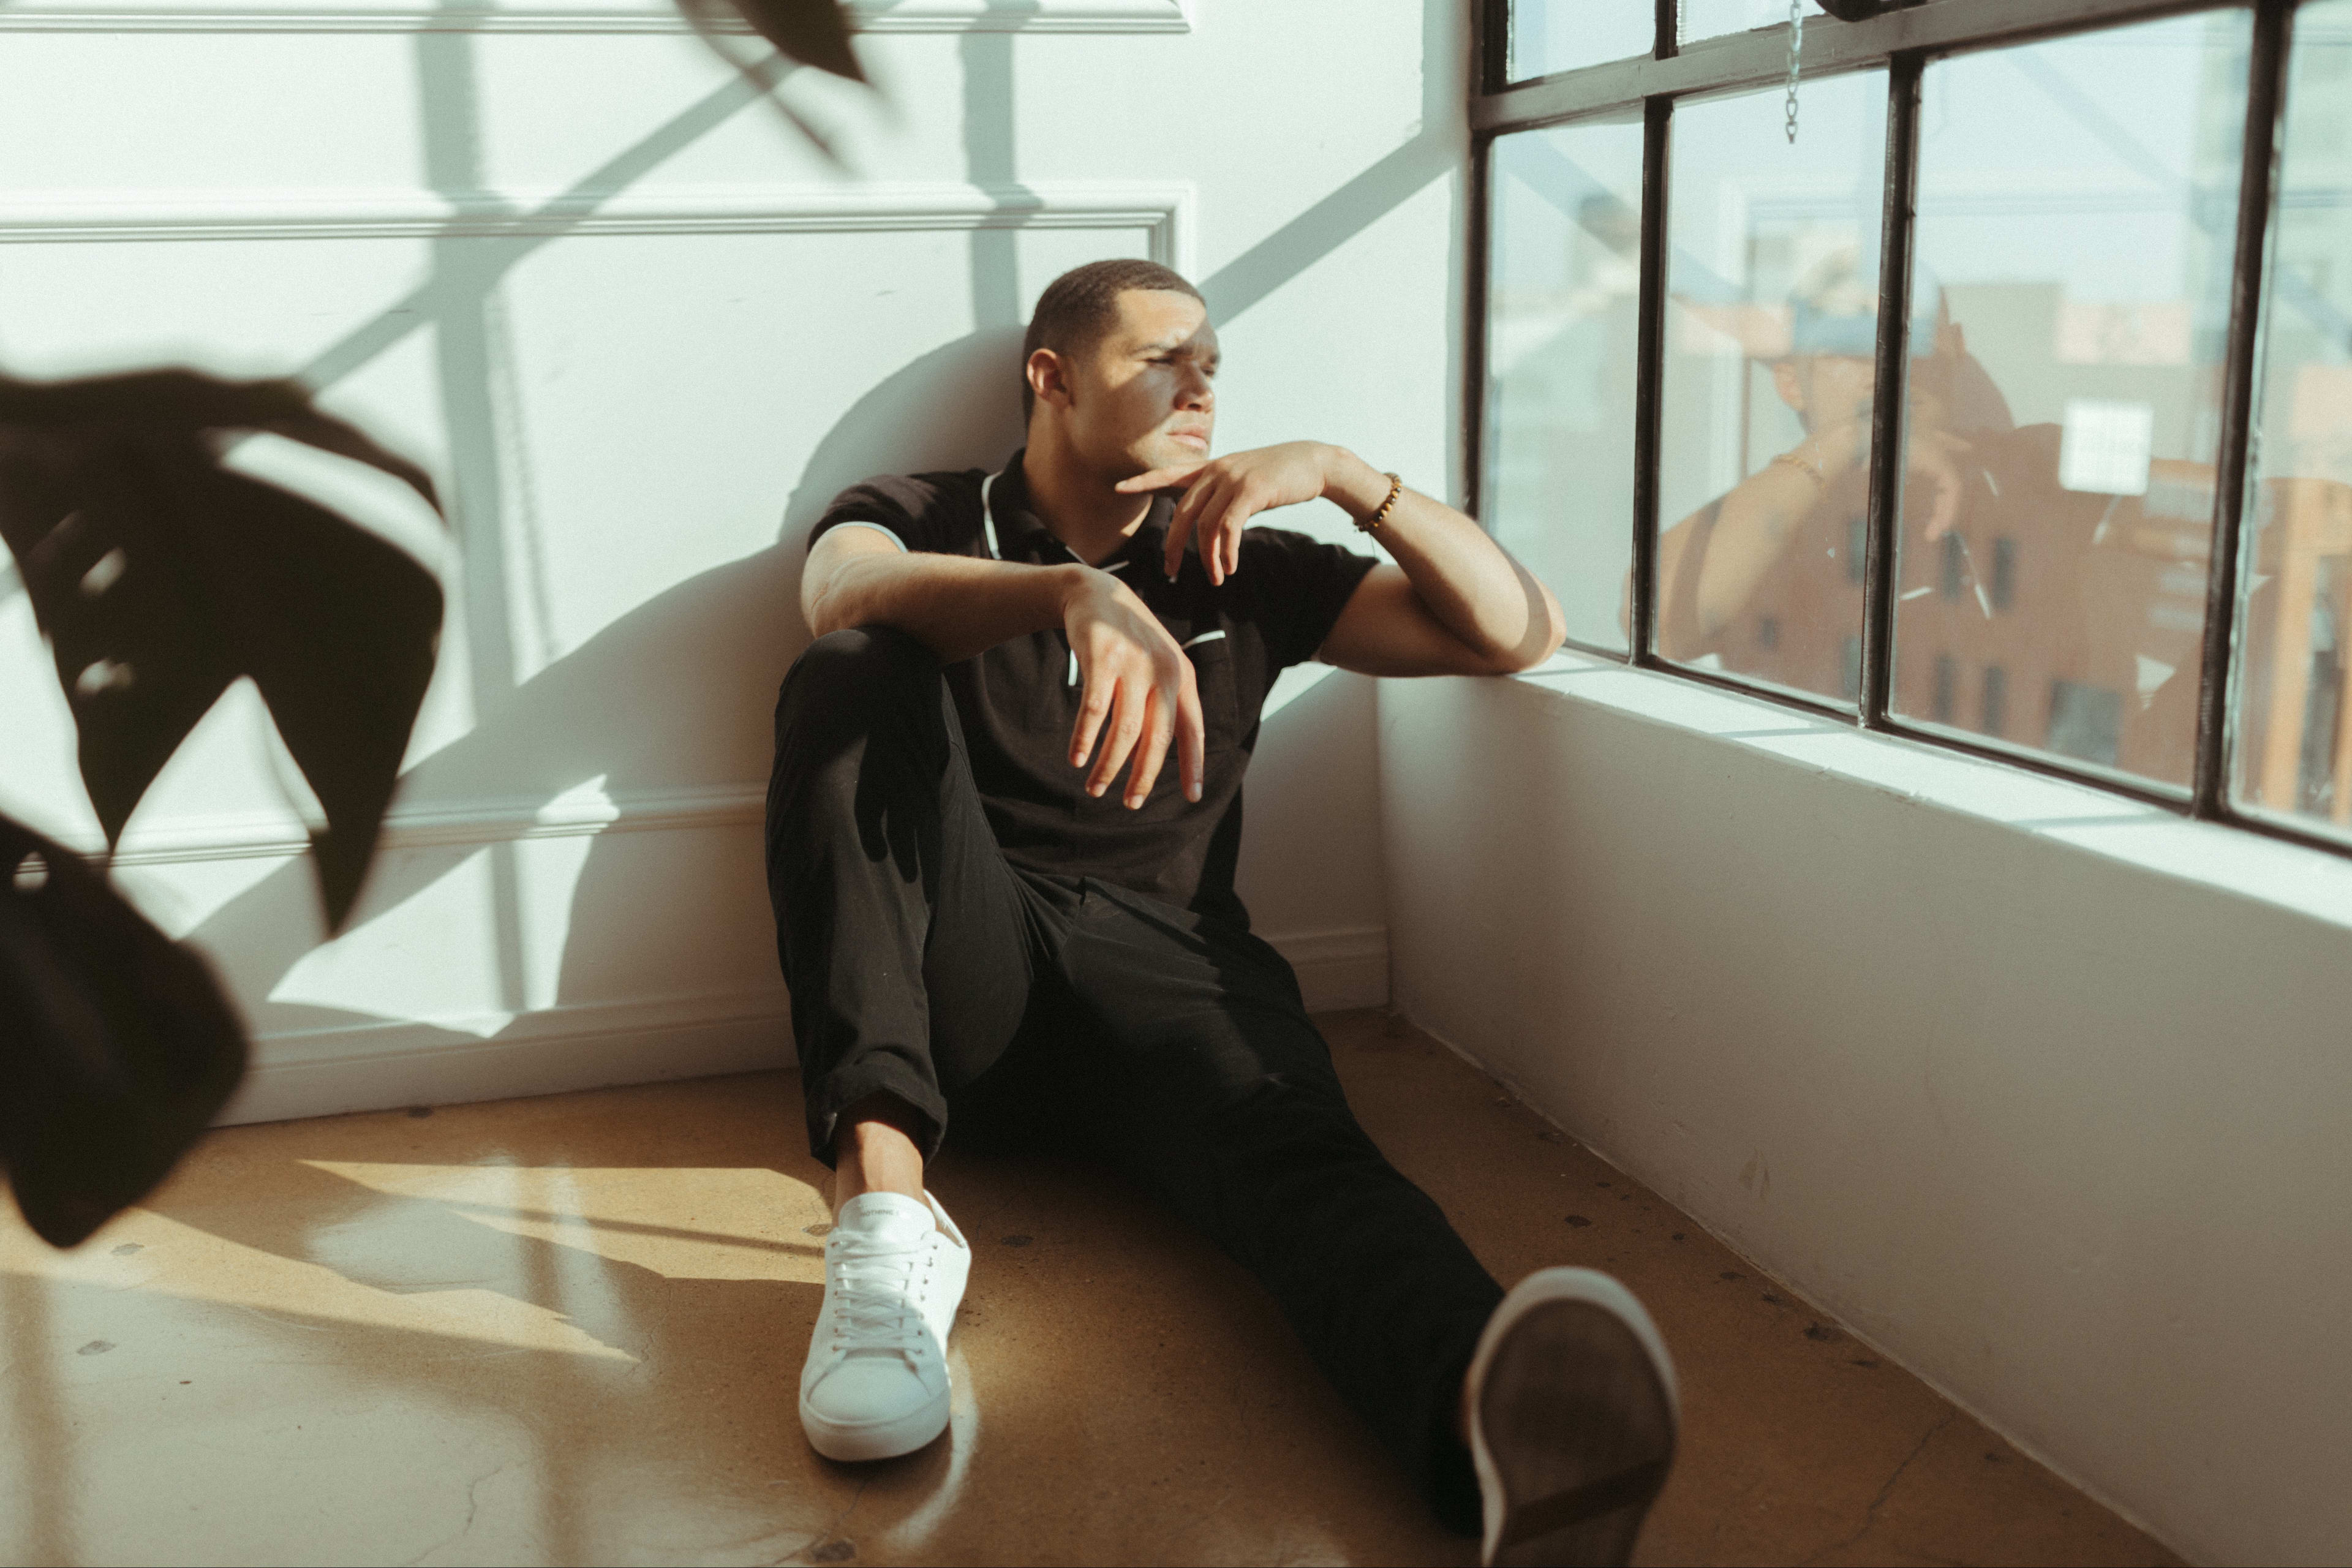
left=0, top=1009, right=2179, bottom=1567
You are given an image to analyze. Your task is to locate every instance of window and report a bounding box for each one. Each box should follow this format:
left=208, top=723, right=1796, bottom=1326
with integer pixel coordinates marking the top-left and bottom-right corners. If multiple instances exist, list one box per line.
left=1485, top=117, right=1646, bottom=649
left=1472, top=0, right=2347, bottom=859
left=1890, top=14, right=2252, bottom=790
left=2233, top=0, right=2352, bottom=842
left=1503, top=1, right=1656, bottom=83
left=1653, top=70, right=1888, bottom=707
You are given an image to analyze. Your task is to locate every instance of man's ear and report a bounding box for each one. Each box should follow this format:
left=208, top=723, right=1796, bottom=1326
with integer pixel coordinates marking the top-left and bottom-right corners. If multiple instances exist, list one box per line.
left=1770, top=359, right=1806, bottom=416
left=1027, top=347, right=1074, bottom=412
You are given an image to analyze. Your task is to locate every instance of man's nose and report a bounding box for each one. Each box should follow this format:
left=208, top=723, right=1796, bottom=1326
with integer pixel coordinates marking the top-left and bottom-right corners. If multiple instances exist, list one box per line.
left=1177, top=368, right=1213, bottom=410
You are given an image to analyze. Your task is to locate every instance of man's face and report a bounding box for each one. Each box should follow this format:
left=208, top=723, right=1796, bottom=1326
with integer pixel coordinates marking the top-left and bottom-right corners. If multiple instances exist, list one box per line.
left=1040, top=288, right=1219, bottom=477
left=1775, top=353, right=1878, bottom=432
left=1772, top=346, right=1956, bottom=437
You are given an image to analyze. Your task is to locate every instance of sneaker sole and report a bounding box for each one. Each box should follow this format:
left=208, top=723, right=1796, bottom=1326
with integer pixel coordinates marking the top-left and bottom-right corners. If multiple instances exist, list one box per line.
left=1468, top=1268, right=1678, bottom=1568
left=801, top=1381, right=952, bottom=1463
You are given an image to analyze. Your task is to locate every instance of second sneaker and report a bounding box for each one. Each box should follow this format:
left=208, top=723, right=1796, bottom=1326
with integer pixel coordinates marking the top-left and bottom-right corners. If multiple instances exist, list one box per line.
left=799, top=1189, right=973, bottom=1462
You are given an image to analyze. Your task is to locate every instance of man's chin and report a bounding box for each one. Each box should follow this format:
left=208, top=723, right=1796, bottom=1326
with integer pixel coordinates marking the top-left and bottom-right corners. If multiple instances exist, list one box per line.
left=1146, top=434, right=1212, bottom=469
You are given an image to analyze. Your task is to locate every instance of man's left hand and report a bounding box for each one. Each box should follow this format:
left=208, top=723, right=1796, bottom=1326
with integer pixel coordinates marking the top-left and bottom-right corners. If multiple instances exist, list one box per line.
left=1117, top=440, right=1342, bottom=587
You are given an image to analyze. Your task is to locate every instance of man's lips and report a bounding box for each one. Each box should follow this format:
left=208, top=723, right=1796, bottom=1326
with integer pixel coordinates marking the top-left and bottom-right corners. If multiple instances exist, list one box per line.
left=1170, top=430, right=1210, bottom=450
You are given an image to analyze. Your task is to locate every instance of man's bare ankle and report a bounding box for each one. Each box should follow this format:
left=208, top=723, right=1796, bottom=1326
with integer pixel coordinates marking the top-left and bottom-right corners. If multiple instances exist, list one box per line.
left=831, top=1095, right=930, bottom=1216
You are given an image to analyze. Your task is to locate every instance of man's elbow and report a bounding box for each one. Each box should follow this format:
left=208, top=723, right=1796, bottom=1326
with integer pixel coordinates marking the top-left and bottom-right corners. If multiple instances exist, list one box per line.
left=1480, top=603, right=1567, bottom=674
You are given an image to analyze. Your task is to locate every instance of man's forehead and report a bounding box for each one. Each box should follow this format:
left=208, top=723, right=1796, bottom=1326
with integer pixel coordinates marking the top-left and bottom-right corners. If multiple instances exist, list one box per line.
left=1109, top=289, right=1216, bottom=353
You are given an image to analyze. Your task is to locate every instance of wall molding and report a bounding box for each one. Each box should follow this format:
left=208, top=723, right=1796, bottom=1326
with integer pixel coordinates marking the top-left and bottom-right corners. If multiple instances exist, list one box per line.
left=224, top=984, right=794, bottom=1124
left=86, top=783, right=769, bottom=869
left=0, top=0, right=1191, bottom=33
left=221, top=922, right=1383, bottom=1125
left=0, top=181, right=1194, bottom=268
left=1270, top=925, right=1387, bottom=1014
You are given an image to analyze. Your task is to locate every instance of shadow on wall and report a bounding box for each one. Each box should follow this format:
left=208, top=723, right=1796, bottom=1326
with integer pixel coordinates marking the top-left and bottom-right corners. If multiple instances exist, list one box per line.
left=189, top=327, right=1027, bottom=1051
left=177, top=0, right=1465, bottom=1071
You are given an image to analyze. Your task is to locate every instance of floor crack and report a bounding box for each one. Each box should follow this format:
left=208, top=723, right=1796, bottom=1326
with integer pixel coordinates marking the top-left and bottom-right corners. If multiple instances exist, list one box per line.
left=771, top=1475, right=871, bottom=1566
left=1798, top=1408, right=1956, bottom=1567
left=405, top=1460, right=512, bottom=1566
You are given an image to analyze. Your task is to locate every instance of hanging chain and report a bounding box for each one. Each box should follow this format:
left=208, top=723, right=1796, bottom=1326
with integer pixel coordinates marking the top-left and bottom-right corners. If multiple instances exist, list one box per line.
left=1784, top=0, right=1804, bottom=142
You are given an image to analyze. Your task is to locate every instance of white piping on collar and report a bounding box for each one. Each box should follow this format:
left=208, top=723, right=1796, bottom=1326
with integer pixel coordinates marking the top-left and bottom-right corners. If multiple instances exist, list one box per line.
left=980, top=469, right=1003, bottom=560
left=1182, top=629, right=1226, bottom=649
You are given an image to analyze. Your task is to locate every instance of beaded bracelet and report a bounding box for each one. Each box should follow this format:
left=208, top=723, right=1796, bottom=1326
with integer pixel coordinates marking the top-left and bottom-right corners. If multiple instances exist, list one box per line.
left=1360, top=470, right=1404, bottom=534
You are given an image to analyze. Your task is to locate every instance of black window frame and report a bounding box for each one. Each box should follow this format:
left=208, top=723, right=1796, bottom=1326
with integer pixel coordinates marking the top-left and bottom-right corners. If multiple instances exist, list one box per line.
left=1464, top=0, right=2351, bottom=859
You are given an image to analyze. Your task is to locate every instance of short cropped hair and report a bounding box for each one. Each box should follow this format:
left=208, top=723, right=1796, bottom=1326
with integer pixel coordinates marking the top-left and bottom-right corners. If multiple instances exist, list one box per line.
left=1022, top=258, right=1205, bottom=419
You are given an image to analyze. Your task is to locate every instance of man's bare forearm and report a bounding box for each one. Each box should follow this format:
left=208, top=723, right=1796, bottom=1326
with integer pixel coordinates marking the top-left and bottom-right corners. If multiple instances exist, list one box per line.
left=1324, top=448, right=1564, bottom=669
left=809, top=552, right=1088, bottom=664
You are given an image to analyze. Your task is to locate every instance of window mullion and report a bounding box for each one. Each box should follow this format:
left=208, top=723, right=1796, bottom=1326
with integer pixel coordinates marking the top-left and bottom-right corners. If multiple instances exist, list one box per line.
left=1629, top=94, right=1673, bottom=666
left=2195, top=0, right=2293, bottom=818
left=1860, top=54, right=1923, bottom=728
left=1464, top=134, right=1493, bottom=524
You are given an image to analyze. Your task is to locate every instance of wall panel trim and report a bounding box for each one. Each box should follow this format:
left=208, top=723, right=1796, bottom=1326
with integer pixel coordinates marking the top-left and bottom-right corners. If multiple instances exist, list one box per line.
left=83, top=783, right=771, bottom=870
left=0, top=181, right=1195, bottom=269
left=221, top=919, right=1381, bottom=1125
left=0, top=0, right=1192, bottom=33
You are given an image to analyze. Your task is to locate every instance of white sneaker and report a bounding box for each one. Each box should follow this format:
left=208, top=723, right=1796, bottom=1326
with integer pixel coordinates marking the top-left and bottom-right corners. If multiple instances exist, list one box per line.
left=1466, top=1268, right=1679, bottom=1567
left=799, top=1189, right=972, bottom=1462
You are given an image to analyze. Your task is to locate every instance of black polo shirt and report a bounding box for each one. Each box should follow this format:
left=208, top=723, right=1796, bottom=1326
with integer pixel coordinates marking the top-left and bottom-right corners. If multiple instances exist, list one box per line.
left=810, top=451, right=1379, bottom=929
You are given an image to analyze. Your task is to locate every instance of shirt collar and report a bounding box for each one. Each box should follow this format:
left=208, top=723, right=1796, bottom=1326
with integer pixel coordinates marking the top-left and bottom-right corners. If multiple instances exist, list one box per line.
left=991, top=448, right=1174, bottom=573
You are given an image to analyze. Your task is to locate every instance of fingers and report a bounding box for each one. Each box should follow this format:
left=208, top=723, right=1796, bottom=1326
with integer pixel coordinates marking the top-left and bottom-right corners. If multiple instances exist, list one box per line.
left=1069, top=647, right=1113, bottom=769
left=1929, top=466, right=1962, bottom=540
left=1162, top=499, right=1196, bottom=581
left=1213, top=490, right=1254, bottom=582
left=1115, top=462, right=1207, bottom=495
left=1171, top=473, right=1259, bottom=586
left=1175, top=671, right=1205, bottom=804
left=1085, top=672, right=1149, bottom=801
left=1121, top=685, right=1175, bottom=809
left=1069, top=643, right=1200, bottom=807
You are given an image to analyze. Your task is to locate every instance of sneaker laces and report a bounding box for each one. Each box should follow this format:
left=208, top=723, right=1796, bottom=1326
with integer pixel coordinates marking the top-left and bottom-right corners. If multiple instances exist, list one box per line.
left=824, top=1232, right=937, bottom=1354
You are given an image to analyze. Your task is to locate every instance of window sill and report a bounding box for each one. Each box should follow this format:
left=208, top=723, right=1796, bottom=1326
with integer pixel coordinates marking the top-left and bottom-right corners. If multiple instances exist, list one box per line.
left=1502, top=651, right=2352, bottom=935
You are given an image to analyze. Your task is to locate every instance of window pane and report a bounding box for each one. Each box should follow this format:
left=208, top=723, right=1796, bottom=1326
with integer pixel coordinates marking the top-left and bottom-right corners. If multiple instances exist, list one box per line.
left=1890, top=13, right=2252, bottom=789
left=1654, top=70, right=1889, bottom=707
left=1509, top=1, right=1655, bottom=81
left=1678, top=0, right=1794, bottom=49
left=2234, top=0, right=2352, bottom=835
left=1486, top=117, right=1646, bottom=652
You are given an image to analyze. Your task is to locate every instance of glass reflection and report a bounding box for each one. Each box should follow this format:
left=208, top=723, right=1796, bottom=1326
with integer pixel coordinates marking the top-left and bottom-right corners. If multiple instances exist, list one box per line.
left=1890, top=13, right=2250, bottom=787
left=1653, top=70, right=1890, bottom=706
left=1508, top=0, right=1654, bottom=81
left=1486, top=116, right=1646, bottom=651
left=2234, top=0, right=2352, bottom=835
left=1679, top=0, right=1795, bottom=49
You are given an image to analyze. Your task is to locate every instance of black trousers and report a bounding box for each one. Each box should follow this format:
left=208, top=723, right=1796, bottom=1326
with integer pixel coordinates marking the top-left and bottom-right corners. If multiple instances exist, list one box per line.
left=764, top=625, right=1502, bottom=1532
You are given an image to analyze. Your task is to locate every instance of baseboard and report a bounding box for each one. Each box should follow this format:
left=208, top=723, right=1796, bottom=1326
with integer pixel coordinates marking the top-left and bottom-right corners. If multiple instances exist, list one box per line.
left=216, top=927, right=1388, bottom=1126
left=1266, top=925, right=1390, bottom=1014
left=219, top=990, right=794, bottom=1126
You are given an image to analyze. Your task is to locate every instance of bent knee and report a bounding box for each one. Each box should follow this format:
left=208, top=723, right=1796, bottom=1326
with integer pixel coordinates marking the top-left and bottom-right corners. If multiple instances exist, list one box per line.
left=781, top=624, right=939, bottom=706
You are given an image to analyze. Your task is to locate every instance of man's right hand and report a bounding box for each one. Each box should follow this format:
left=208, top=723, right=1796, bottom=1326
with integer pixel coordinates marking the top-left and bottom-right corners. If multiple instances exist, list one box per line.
left=1060, top=568, right=1205, bottom=809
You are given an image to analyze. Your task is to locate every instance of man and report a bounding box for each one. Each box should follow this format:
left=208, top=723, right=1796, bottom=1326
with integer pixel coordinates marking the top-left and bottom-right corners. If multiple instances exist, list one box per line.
left=767, top=258, right=1678, bottom=1566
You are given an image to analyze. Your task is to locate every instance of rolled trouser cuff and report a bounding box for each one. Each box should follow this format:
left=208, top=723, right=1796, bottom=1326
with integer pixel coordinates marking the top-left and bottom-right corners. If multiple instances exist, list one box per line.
left=802, top=1052, right=949, bottom=1169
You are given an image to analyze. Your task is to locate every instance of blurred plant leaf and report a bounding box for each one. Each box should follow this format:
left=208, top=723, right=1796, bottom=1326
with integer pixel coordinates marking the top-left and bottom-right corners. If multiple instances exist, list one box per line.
left=0, top=813, right=247, bottom=1248
left=1812, top=0, right=1928, bottom=19
left=0, top=369, right=444, bottom=932
left=691, top=0, right=862, bottom=82
left=671, top=0, right=865, bottom=167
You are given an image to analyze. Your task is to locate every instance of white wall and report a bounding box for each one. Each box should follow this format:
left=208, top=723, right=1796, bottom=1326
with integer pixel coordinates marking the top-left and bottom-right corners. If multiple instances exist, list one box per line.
left=1379, top=660, right=2352, bottom=1568
left=0, top=0, right=1468, bottom=1120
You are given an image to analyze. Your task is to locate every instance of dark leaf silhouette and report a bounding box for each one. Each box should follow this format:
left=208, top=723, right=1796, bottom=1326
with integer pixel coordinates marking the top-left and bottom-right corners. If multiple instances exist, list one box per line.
left=0, top=369, right=444, bottom=932
left=697, top=0, right=862, bottom=82
left=0, top=814, right=247, bottom=1248
left=670, top=0, right=864, bottom=167
left=1812, top=0, right=1929, bottom=19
